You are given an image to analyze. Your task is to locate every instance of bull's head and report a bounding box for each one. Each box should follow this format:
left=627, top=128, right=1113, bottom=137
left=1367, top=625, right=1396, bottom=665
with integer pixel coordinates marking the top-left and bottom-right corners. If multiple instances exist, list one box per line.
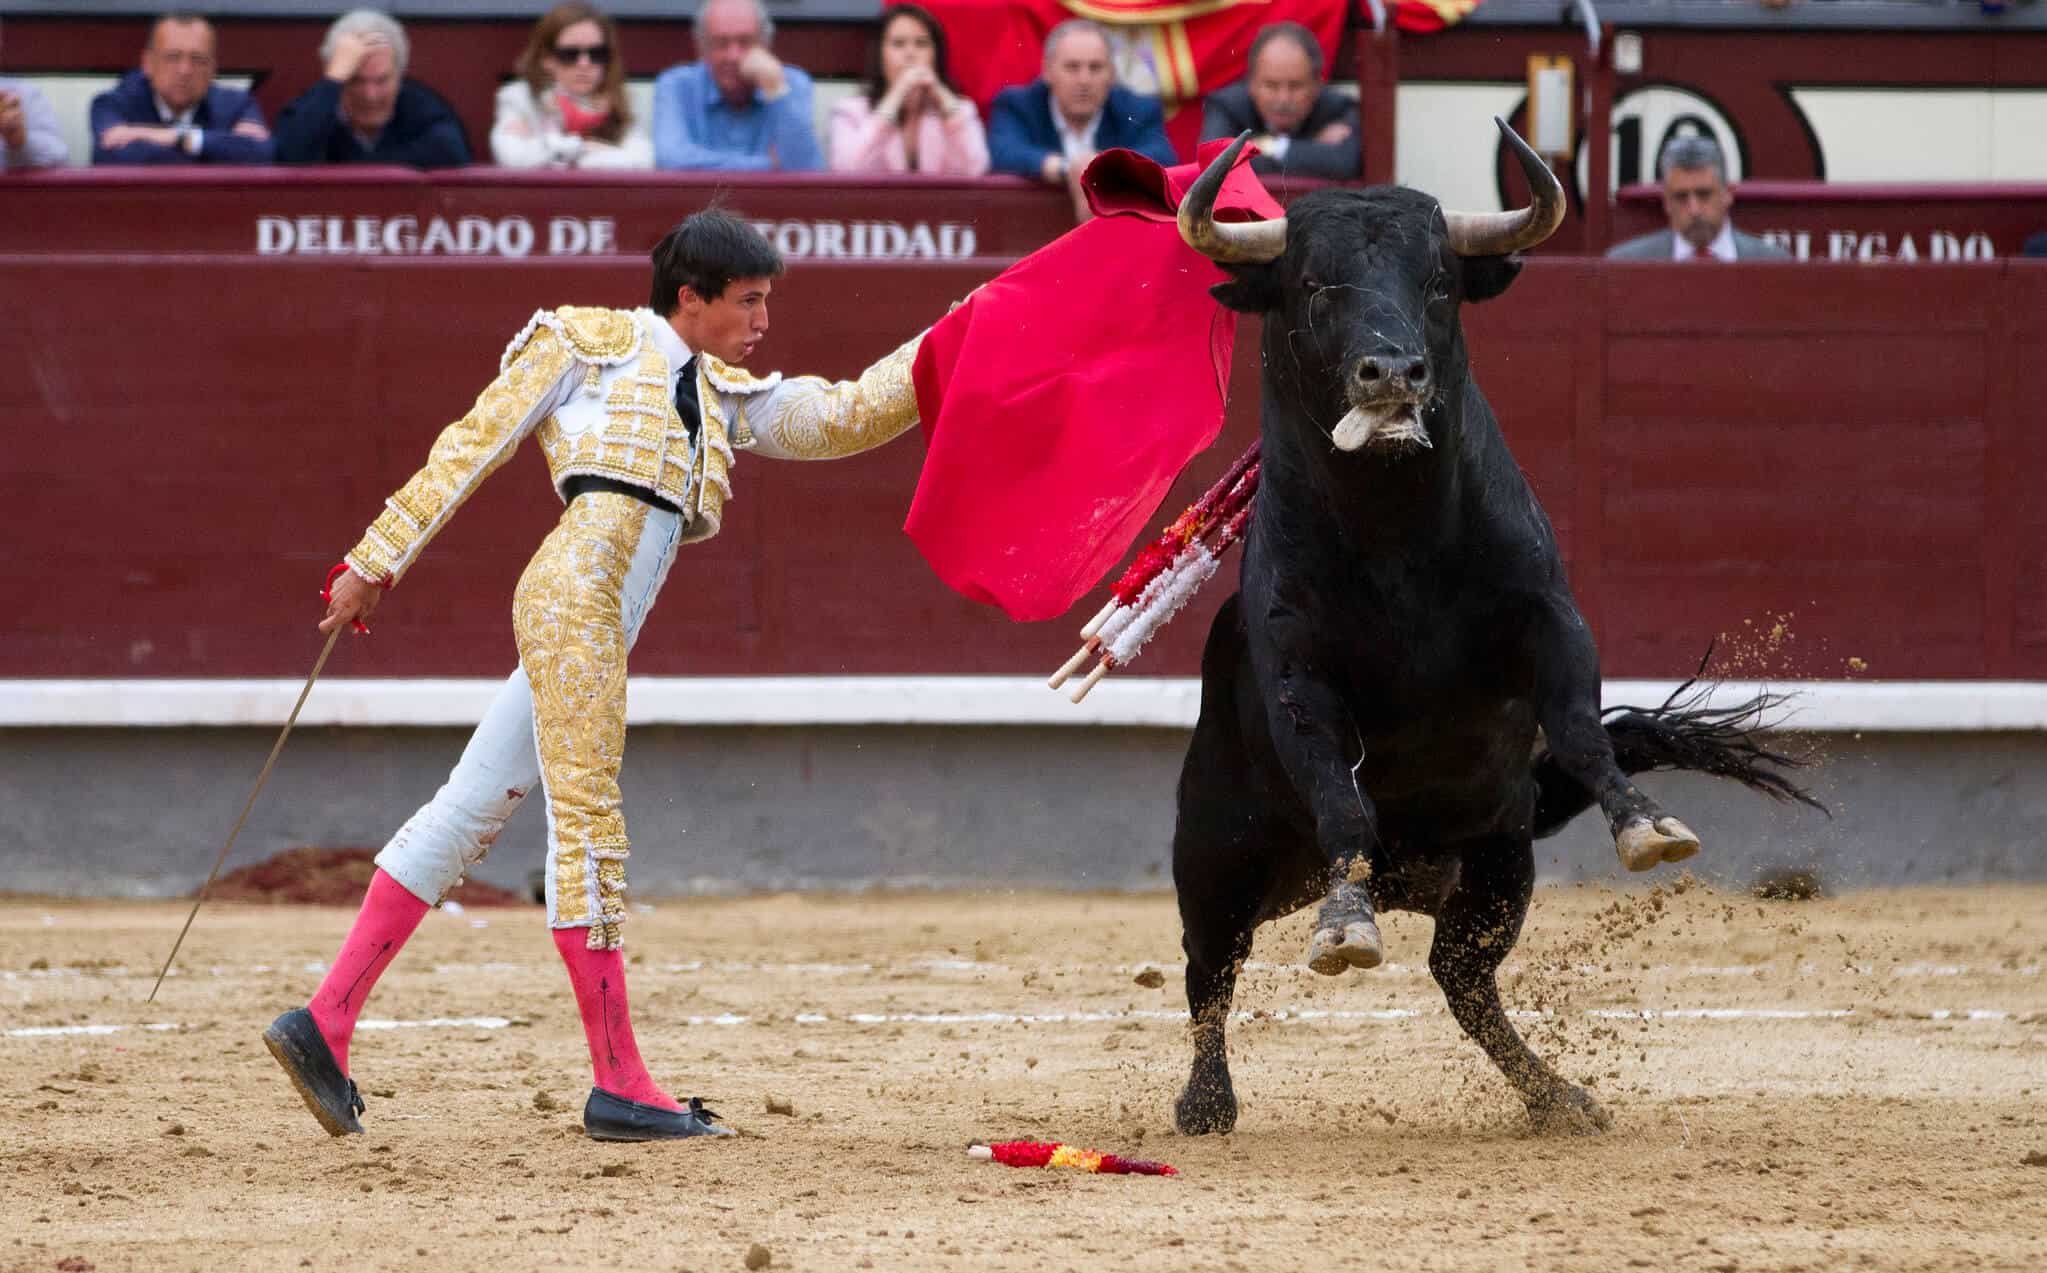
left=1180, top=118, right=1563, bottom=455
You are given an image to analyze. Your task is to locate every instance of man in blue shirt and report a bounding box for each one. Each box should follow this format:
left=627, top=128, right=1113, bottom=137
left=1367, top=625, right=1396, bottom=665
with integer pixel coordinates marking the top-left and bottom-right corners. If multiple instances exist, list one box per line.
left=652, top=0, right=821, bottom=172
left=92, top=13, right=273, bottom=165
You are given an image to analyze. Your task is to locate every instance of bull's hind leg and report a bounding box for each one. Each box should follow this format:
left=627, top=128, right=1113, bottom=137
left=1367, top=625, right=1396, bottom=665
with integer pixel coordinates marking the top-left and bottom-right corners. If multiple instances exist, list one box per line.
left=1531, top=600, right=1699, bottom=871
left=1173, top=888, right=1259, bottom=1135
left=1430, top=840, right=1611, bottom=1135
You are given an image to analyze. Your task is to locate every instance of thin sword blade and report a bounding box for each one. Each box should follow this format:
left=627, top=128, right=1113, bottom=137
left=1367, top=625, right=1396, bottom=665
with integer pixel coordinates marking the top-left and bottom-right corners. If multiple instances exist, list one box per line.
left=147, top=626, right=344, bottom=1002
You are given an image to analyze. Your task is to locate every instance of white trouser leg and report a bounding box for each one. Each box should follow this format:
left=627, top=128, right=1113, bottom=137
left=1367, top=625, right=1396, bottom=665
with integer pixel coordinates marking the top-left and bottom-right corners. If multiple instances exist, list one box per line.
left=373, top=667, right=542, bottom=905
left=374, top=495, right=681, bottom=913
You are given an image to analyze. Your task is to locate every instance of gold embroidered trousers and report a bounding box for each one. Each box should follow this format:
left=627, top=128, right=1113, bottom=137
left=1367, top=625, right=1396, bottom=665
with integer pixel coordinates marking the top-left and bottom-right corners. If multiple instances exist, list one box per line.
left=373, top=491, right=681, bottom=950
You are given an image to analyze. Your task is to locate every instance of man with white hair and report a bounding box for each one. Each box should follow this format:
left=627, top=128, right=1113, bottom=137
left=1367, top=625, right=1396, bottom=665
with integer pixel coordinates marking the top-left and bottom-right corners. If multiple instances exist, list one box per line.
left=274, top=8, right=469, bottom=166
left=652, top=0, right=821, bottom=170
left=988, top=19, right=1174, bottom=190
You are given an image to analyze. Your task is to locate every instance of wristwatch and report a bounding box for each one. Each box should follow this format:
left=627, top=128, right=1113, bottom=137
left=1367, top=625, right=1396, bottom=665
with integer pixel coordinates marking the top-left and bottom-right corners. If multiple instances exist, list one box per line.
left=177, top=125, right=201, bottom=156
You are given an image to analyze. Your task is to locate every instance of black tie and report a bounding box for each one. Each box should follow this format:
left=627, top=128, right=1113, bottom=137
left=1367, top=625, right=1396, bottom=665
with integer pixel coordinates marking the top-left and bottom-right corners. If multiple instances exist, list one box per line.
left=674, top=355, right=702, bottom=446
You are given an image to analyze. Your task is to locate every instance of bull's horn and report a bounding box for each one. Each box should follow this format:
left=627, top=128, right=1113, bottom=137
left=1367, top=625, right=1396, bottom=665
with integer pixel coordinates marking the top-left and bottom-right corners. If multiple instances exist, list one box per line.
left=1177, top=132, right=1288, bottom=264
left=1443, top=117, right=1566, bottom=257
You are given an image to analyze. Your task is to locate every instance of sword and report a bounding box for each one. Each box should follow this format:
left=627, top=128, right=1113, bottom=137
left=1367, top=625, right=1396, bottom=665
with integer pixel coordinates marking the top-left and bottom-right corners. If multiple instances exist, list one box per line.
left=147, top=625, right=343, bottom=1002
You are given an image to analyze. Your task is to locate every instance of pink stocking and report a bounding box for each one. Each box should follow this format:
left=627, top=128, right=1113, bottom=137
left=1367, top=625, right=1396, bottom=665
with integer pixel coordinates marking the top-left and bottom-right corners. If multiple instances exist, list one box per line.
left=552, top=928, right=679, bottom=1110
left=306, top=869, right=430, bottom=1075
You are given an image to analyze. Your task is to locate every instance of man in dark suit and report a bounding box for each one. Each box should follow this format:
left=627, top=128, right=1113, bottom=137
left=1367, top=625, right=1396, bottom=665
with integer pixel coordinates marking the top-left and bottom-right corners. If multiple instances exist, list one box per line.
left=91, top=13, right=273, bottom=164
left=274, top=9, right=469, bottom=168
left=1607, top=134, right=1789, bottom=261
left=1200, top=22, right=1357, bottom=182
left=988, top=18, right=1175, bottom=195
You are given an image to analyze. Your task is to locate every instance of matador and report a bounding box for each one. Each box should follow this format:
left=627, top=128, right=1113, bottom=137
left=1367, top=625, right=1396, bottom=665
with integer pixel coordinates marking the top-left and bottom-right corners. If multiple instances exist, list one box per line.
left=264, top=211, right=923, bottom=1142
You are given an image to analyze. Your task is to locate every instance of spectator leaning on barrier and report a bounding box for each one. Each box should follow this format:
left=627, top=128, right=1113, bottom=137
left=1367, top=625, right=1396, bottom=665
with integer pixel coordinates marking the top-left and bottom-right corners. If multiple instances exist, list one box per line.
left=829, top=3, right=987, bottom=177
left=274, top=9, right=470, bottom=168
left=1199, top=22, right=1357, bottom=182
left=0, top=18, right=67, bottom=170
left=989, top=19, right=1176, bottom=190
left=651, top=0, right=821, bottom=171
left=493, top=2, right=651, bottom=170
left=1607, top=133, right=1789, bottom=262
left=91, top=13, right=273, bottom=165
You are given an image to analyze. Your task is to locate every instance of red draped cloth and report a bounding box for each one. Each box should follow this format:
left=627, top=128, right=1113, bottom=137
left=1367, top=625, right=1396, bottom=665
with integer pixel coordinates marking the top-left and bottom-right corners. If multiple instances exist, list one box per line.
left=905, top=139, right=1281, bottom=621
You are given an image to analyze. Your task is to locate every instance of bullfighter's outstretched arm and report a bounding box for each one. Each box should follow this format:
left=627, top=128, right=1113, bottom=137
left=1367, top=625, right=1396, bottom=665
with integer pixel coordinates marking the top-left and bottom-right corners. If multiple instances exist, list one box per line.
left=712, top=331, right=924, bottom=462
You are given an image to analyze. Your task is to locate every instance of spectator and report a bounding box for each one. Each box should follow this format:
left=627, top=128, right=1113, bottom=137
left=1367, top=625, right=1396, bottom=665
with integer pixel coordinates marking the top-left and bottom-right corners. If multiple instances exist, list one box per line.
left=829, top=3, right=987, bottom=177
left=651, top=0, right=821, bottom=171
left=274, top=9, right=470, bottom=168
left=1607, top=134, right=1789, bottom=261
left=492, top=2, right=650, bottom=170
left=0, top=18, right=67, bottom=170
left=988, top=18, right=1175, bottom=189
left=91, top=13, right=273, bottom=165
left=1200, top=23, right=1357, bottom=182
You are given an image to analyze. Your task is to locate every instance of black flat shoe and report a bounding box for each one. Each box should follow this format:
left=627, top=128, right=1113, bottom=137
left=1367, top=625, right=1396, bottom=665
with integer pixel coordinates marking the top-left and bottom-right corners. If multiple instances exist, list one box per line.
left=262, top=1007, right=365, bottom=1137
left=582, top=1090, right=735, bottom=1142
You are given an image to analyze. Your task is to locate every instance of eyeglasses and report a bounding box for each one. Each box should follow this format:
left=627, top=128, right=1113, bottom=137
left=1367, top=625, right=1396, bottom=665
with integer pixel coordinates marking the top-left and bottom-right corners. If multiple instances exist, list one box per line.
left=551, top=43, right=611, bottom=66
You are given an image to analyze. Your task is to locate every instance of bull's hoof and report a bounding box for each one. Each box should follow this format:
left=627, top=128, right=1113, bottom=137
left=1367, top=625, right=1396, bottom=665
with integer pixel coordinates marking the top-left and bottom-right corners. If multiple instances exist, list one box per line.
left=1306, top=919, right=1384, bottom=976
left=1175, top=1079, right=1239, bottom=1136
left=1616, top=816, right=1701, bottom=872
left=1526, top=1083, right=1611, bottom=1136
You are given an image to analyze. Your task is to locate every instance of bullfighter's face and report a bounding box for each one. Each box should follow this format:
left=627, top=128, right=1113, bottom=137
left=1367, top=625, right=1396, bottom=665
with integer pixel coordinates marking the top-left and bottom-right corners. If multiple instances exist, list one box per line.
left=674, top=275, right=772, bottom=367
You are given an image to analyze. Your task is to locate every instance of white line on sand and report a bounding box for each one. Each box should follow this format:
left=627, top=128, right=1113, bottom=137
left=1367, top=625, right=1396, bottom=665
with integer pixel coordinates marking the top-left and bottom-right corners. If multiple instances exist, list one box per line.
left=7, top=1005, right=2026, bottom=1039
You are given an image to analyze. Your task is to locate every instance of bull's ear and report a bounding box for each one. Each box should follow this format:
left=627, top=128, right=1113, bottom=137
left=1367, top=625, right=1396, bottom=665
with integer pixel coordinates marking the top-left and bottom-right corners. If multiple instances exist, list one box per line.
left=1460, top=253, right=1523, bottom=303
left=1209, top=264, right=1281, bottom=314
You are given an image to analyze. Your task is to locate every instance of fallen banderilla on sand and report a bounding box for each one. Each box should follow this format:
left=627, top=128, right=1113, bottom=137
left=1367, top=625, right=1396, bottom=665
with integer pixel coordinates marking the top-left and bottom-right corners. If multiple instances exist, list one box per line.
left=967, top=1141, right=1178, bottom=1177
left=1048, top=440, right=1260, bottom=704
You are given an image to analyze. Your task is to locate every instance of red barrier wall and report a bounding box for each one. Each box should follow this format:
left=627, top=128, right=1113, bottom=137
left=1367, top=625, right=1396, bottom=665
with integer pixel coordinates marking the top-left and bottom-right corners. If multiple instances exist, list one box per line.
left=6, top=250, right=2044, bottom=682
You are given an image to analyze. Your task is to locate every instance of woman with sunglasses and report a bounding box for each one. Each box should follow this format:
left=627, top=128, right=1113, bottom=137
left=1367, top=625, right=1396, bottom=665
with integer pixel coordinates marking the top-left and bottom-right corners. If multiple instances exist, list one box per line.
left=828, top=3, right=986, bottom=176
left=493, top=1, right=650, bottom=169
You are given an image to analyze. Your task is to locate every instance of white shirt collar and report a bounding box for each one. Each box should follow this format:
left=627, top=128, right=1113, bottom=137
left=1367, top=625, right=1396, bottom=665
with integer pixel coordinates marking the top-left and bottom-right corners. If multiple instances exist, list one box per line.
left=637, top=308, right=694, bottom=382
left=1053, top=107, right=1102, bottom=165
left=153, top=91, right=197, bottom=129
left=1673, top=219, right=1738, bottom=263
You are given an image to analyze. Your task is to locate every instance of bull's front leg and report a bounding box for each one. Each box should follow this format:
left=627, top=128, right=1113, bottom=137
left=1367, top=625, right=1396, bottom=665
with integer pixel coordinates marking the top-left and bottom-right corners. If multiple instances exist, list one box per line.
left=1530, top=598, right=1699, bottom=872
left=1252, top=645, right=1383, bottom=975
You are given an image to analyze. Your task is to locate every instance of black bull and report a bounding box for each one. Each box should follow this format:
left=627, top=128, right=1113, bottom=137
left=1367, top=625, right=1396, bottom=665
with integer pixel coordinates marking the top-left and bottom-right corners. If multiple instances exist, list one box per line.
left=1167, top=124, right=1822, bottom=1135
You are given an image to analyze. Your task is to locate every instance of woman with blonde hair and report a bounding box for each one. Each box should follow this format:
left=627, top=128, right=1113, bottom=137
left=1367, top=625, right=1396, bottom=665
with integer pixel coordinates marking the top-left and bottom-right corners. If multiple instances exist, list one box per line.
left=829, top=3, right=986, bottom=176
left=492, top=1, right=650, bottom=169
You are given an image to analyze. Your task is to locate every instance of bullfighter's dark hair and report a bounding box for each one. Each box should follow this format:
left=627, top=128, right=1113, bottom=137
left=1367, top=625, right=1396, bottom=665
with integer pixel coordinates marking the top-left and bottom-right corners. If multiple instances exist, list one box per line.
left=648, top=207, right=783, bottom=314
left=1658, top=133, right=1726, bottom=182
left=1247, top=21, right=1323, bottom=81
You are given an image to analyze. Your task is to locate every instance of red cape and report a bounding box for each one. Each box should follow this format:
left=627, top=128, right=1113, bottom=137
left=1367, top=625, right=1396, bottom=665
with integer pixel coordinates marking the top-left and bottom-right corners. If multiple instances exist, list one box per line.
left=905, top=139, right=1282, bottom=622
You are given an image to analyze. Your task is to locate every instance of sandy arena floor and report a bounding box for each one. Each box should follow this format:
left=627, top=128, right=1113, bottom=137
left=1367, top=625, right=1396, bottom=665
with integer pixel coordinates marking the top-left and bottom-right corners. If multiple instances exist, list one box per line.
left=3, top=883, right=2044, bottom=1272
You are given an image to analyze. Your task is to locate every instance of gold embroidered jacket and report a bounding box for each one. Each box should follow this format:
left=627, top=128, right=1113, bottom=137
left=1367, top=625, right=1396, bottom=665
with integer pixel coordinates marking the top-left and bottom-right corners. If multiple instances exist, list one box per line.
left=344, top=306, right=923, bottom=585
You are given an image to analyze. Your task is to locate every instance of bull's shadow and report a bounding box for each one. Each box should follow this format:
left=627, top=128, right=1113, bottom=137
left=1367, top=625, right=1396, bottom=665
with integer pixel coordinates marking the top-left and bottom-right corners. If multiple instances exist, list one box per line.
left=1168, top=125, right=1821, bottom=1136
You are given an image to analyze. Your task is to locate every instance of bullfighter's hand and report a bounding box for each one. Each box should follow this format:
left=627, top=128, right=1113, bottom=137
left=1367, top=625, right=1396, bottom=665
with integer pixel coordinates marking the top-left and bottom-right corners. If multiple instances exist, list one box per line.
left=319, top=570, right=384, bottom=635
left=1314, top=121, right=1353, bottom=145
left=740, top=46, right=788, bottom=98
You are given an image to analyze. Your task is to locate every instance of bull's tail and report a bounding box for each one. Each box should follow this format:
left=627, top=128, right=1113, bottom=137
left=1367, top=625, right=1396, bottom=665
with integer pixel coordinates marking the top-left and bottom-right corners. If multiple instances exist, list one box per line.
left=1531, top=670, right=1827, bottom=840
